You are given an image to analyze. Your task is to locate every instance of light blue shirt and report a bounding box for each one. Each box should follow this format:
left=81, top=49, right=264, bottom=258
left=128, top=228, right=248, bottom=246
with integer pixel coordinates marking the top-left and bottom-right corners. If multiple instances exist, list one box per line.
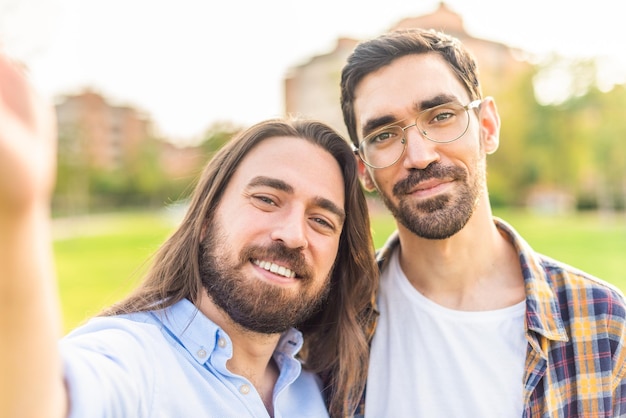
left=59, top=298, right=329, bottom=418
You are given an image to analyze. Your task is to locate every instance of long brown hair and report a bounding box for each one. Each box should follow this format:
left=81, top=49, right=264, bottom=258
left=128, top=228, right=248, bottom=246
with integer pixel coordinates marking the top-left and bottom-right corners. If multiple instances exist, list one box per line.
left=101, top=118, right=378, bottom=417
left=341, top=28, right=483, bottom=147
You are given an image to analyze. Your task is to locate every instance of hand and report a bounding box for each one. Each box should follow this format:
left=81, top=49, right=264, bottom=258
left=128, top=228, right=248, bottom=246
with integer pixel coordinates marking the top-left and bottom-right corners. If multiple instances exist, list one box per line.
left=0, top=53, right=57, bottom=215
left=0, top=53, right=66, bottom=418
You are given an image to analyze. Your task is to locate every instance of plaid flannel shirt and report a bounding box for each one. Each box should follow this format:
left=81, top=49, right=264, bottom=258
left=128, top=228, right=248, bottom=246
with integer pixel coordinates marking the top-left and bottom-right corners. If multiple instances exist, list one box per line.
left=349, top=218, right=626, bottom=417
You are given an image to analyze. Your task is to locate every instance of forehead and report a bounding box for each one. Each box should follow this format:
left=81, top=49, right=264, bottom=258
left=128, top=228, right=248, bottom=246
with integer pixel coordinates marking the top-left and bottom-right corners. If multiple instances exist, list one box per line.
left=353, top=53, right=469, bottom=135
left=229, top=135, right=345, bottom=205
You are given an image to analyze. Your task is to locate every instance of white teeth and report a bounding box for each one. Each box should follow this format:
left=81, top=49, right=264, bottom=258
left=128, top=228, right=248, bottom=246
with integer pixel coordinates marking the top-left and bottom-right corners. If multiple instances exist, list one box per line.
left=253, top=259, right=296, bottom=278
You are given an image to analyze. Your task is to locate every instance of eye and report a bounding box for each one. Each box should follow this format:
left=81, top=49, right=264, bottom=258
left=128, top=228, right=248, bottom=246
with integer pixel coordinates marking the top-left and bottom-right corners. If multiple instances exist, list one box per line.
left=252, top=194, right=277, bottom=207
left=366, top=127, right=401, bottom=147
left=309, top=215, right=341, bottom=235
left=427, top=107, right=458, bottom=125
left=312, top=217, right=333, bottom=229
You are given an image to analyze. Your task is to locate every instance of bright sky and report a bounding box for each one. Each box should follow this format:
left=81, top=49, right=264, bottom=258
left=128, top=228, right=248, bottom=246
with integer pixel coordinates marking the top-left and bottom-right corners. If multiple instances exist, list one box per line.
left=2, top=0, right=625, bottom=143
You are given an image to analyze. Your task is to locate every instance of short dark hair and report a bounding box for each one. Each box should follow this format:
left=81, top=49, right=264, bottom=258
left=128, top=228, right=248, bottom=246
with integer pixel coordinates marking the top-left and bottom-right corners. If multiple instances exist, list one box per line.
left=340, top=28, right=482, bottom=146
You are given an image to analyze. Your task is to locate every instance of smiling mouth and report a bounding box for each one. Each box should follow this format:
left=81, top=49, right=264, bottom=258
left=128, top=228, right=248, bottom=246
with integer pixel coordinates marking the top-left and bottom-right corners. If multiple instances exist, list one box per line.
left=252, top=259, right=297, bottom=279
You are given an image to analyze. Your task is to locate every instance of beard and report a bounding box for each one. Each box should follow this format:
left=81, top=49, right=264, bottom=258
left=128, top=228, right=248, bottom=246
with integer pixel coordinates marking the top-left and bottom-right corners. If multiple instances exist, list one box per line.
left=378, top=161, right=485, bottom=240
left=198, top=224, right=332, bottom=335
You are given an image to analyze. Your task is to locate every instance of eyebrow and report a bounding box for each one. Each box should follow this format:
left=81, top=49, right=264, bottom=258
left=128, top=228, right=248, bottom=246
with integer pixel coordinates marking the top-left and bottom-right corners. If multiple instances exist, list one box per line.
left=415, top=93, right=460, bottom=111
left=361, top=115, right=398, bottom=138
left=360, top=93, right=463, bottom=138
left=249, top=176, right=293, bottom=193
left=248, top=176, right=346, bottom=223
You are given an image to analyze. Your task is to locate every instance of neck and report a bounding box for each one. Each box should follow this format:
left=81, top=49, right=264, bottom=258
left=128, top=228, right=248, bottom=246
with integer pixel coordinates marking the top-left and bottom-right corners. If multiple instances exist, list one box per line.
left=395, top=200, right=524, bottom=311
left=198, top=292, right=281, bottom=416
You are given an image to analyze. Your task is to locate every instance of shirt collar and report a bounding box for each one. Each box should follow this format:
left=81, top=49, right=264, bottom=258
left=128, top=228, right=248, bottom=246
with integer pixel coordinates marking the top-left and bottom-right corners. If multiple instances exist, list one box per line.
left=152, top=298, right=305, bottom=366
left=494, top=218, right=568, bottom=345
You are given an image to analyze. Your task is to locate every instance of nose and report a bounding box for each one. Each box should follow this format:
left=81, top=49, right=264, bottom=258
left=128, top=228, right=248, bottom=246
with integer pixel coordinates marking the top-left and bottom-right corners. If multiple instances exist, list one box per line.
left=269, top=209, right=308, bottom=249
left=401, top=125, right=440, bottom=170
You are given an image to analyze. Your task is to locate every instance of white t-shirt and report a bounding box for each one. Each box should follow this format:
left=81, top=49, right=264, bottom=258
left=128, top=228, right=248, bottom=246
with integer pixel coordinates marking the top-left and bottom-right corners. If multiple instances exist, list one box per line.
left=365, top=249, right=526, bottom=418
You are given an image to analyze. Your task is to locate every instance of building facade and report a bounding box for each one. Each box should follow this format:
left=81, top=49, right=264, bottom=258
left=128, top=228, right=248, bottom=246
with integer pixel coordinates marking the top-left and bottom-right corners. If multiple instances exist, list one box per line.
left=55, top=89, right=152, bottom=170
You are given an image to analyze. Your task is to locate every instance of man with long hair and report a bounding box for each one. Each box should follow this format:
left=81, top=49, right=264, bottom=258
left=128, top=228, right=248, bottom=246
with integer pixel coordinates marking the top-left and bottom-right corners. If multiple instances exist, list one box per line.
left=0, top=53, right=377, bottom=418
left=340, top=28, right=626, bottom=417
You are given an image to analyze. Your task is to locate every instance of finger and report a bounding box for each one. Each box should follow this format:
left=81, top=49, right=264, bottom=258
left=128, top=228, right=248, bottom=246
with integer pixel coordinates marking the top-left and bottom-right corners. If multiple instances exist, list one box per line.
left=0, top=54, right=38, bottom=134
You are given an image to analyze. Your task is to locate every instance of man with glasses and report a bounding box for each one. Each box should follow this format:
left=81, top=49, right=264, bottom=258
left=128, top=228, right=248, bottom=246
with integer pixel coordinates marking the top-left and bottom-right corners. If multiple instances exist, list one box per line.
left=339, top=28, right=626, bottom=417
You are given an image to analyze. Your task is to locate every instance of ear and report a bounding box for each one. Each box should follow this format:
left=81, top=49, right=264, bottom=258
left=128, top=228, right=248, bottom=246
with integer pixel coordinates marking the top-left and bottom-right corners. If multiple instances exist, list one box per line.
left=357, top=156, right=377, bottom=192
left=478, top=96, right=501, bottom=155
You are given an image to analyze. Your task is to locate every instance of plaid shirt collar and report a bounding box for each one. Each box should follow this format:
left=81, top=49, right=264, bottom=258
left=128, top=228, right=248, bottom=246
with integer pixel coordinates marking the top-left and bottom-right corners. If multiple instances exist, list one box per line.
left=371, top=217, right=569, bottom=350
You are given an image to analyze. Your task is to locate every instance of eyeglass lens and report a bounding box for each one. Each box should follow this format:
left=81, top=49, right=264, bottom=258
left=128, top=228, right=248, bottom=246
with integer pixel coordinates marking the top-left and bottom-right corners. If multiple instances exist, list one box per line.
left=359, top=102, right=472, bottom=168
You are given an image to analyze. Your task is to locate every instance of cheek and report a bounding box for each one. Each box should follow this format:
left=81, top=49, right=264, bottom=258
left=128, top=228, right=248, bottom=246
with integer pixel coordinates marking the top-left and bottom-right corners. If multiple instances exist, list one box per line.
left=369, top=168, right=399, bottom=196
left=460, top=141, right=484, bottom=171
left=441, top=139, right=480, bottom=171
left=312, top=238, right=341, bottom=274
left=216, top=212, right=260, bottom=251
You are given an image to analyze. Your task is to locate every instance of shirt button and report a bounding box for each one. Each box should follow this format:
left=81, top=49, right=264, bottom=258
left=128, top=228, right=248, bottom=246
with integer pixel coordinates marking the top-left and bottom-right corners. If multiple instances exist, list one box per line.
left=197, top=348, right=207, bottom=358
left=217, top=337, right=227, bottom=348
left=239, top=384, right=250, bottom=395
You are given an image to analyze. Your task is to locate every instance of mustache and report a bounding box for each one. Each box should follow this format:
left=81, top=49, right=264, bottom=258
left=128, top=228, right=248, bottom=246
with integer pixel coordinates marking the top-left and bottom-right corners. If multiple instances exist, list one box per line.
left=393, top=163, right=466, bottom=196
left=241, top=242, right=312, bottom=280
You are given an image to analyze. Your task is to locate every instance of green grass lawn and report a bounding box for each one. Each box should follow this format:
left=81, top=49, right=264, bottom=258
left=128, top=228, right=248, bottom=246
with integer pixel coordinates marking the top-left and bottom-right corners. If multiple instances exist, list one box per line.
left=54, top=212, right=177, bottom=333
left=54, top=209, right=626, bottom=333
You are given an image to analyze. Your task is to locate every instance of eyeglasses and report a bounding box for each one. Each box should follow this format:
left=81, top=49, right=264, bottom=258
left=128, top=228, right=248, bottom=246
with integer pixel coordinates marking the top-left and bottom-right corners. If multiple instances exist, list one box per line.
left=355, top=100, right=482, bottom=169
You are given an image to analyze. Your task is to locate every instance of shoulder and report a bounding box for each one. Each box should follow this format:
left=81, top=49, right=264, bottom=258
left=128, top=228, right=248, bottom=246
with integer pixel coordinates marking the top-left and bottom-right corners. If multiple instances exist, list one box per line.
left=538, top=254, right=626, bottom=327
left=59, top=315, right=165, bottom=417
left=60, top=314, right=169, bottom=363
left=541, top=255, right=625, bottom=305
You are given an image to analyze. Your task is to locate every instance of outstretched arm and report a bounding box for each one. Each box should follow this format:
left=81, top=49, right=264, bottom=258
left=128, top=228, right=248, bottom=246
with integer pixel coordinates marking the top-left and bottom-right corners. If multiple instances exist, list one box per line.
left=0, top=54, right=67, bottom=417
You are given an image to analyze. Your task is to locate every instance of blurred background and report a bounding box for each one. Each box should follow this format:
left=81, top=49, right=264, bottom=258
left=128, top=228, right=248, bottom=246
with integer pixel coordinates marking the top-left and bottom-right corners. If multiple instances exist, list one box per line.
left=2, top=0, right=625, bottom=331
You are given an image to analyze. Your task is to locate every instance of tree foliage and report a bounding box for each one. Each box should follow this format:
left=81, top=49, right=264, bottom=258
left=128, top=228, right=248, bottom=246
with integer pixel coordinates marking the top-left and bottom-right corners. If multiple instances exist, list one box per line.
left=488, top=56, right=626, bottom=212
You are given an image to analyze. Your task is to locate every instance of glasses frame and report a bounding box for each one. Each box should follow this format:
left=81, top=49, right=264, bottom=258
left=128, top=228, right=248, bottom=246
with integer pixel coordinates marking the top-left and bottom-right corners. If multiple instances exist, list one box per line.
left=354, top=99, right=482, bottom=169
